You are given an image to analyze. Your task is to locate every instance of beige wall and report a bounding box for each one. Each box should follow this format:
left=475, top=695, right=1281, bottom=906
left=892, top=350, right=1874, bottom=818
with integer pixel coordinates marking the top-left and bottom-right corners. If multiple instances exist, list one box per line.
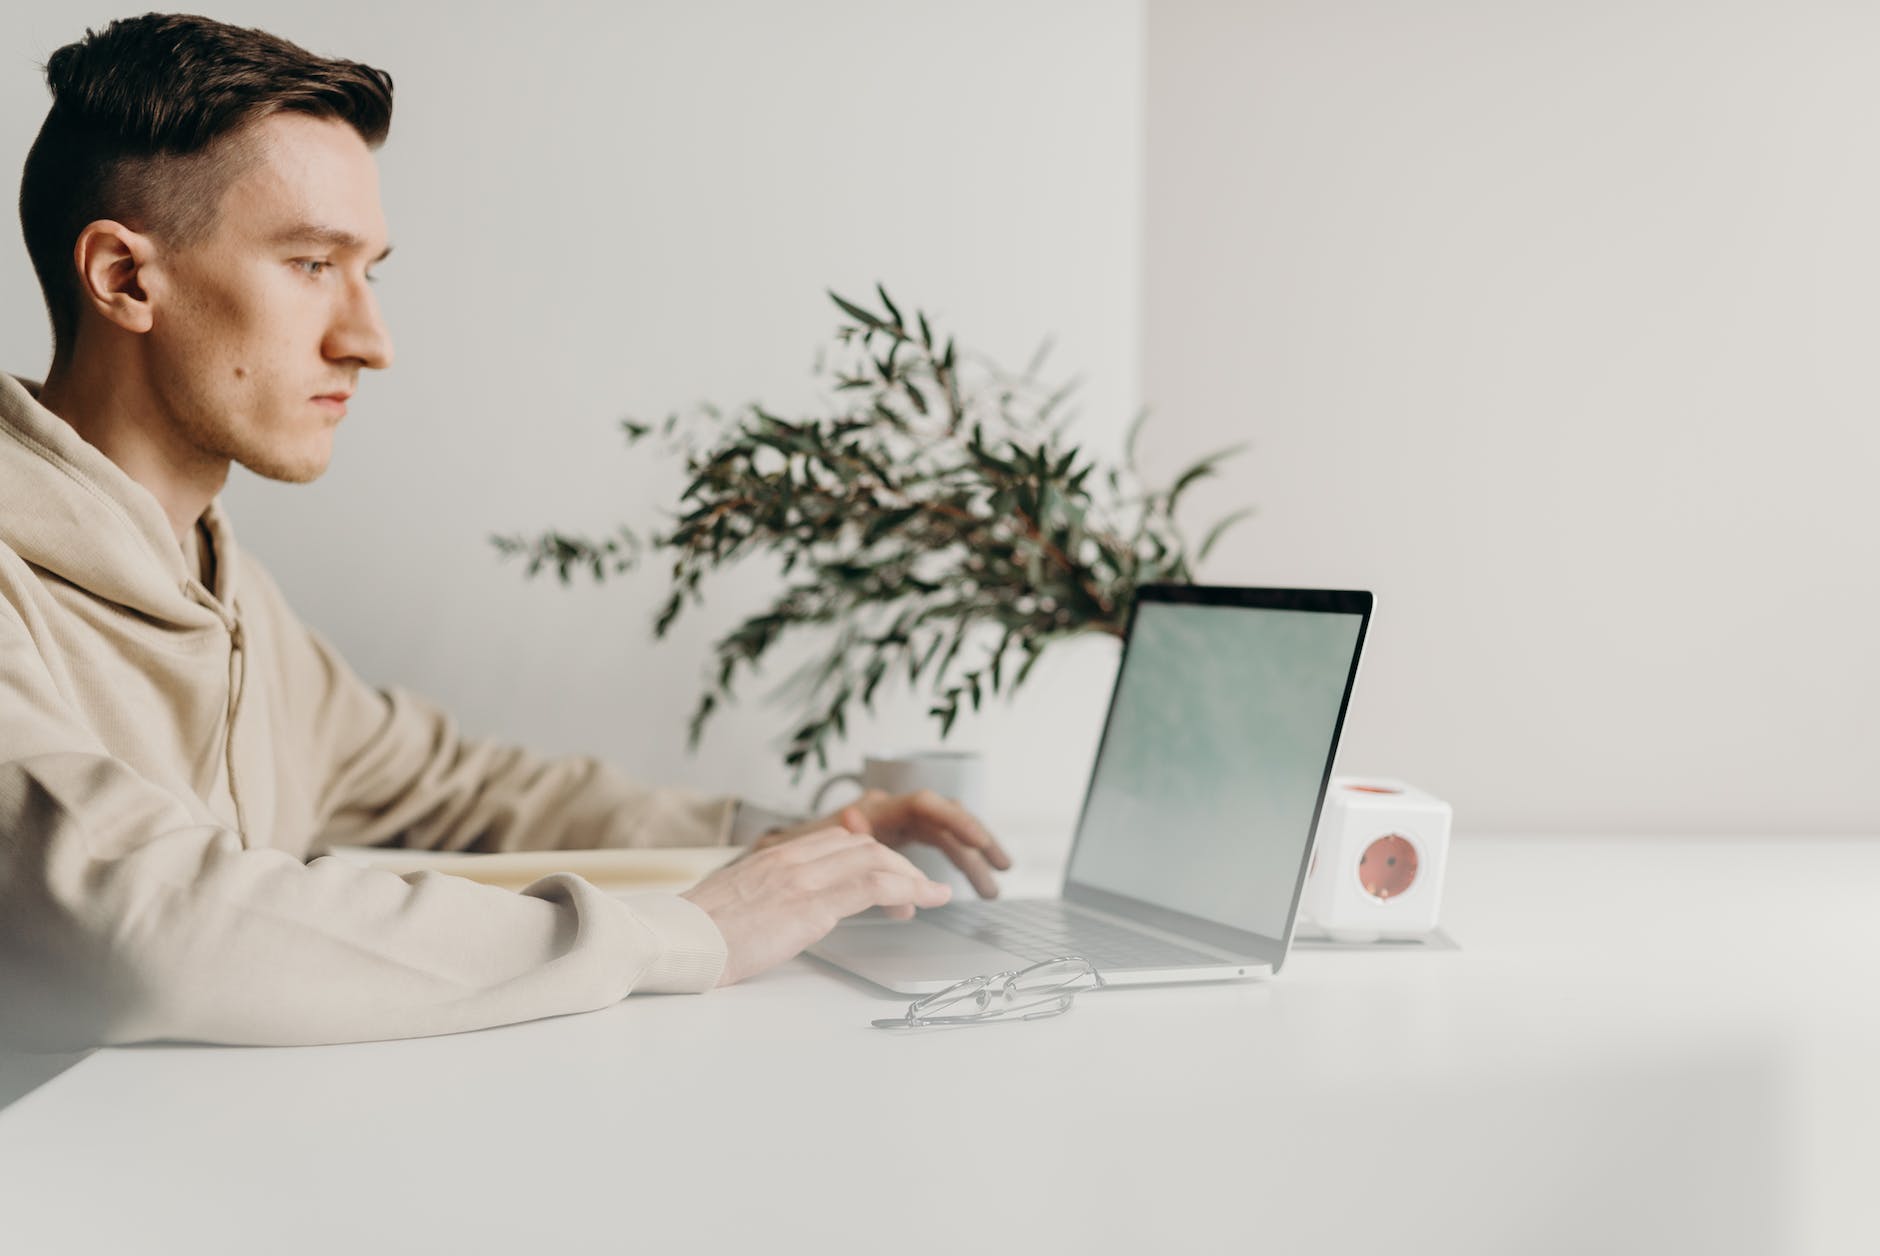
left=1145, top=0, right=1880, bottom=833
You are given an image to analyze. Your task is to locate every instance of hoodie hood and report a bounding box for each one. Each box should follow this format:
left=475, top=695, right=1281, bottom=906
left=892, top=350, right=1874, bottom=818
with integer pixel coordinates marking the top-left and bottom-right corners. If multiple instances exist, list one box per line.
left=0, top=371, right=237, bottom=628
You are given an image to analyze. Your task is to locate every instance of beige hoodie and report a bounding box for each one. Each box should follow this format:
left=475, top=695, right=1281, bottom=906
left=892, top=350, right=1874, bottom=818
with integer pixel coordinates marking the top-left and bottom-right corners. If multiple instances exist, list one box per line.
left=0, top=371, right=741, bottom=1050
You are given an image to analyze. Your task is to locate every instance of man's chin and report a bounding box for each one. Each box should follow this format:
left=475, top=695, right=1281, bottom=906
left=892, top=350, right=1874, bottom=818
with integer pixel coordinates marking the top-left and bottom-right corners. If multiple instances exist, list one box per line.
left=267, top=461, right=329, bottom=485
left=236, top=443, right=333, bottom=485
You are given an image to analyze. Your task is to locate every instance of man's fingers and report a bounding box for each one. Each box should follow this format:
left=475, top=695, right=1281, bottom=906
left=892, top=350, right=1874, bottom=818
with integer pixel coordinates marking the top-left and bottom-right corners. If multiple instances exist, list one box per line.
left=691, top=822, right=951, bottom=987
left=908, top=791, right=1012, bottom=871
left=805, top=839, right=951, bottom=918
left=839, top=866, right=950, bottom=917
left=929, top=831, right=1000, bottom=899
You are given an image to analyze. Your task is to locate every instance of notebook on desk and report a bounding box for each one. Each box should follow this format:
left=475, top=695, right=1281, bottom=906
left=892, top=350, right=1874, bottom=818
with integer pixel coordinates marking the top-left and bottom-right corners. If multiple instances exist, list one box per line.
left=808, top=583, right=1374, bottom=994
left=320, top=845, right=738, bottom=895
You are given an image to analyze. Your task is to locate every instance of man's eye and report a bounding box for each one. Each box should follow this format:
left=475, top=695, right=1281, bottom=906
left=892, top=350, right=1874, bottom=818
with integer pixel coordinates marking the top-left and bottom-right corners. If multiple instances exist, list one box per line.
left=295, top=259, right=332, bottom=277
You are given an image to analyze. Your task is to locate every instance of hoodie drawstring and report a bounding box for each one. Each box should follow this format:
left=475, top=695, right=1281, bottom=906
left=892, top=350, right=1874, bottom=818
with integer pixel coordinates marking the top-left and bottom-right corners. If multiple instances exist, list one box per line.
left=188, top=583, right=250, bottom=844
left=225, top=616, right=249, bottom=842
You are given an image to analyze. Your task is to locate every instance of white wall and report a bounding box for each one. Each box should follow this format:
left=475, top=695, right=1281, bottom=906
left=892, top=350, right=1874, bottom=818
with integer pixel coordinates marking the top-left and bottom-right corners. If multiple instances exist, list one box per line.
left=1145, top=0, right=1880, bottom=834
left=1, top=1, right=1142, bottom=831
left=13, top=1, right=1863, bottom=841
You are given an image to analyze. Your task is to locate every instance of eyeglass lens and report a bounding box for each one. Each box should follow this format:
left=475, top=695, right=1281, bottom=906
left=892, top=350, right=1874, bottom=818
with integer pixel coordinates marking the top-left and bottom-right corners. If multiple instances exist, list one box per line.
left=1008, top=957, right=1098, bottom=997
left=907, top=957, right=1097, bottom=1020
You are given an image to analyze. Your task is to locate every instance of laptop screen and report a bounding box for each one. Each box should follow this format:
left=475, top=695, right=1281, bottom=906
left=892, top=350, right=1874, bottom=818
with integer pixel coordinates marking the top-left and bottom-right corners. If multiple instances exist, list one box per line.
left=1064, top=592, right=1367, bottom=943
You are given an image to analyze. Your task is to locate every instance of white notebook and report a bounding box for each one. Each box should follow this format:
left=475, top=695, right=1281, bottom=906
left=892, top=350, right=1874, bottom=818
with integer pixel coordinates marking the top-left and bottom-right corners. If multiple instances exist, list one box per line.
left=318, top=844, right=737, bottom=896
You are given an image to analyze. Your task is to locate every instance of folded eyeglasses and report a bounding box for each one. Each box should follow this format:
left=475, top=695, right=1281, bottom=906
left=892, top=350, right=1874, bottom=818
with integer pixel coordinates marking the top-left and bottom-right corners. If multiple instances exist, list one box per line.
left=870, top=955, right=1105, bottom=1030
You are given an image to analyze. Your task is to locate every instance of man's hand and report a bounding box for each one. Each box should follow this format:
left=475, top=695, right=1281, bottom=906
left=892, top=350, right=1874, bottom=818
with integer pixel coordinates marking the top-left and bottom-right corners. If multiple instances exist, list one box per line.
left=753, top=789, right=1013, bottom=898
left=682, top=825, right=952, bottom=986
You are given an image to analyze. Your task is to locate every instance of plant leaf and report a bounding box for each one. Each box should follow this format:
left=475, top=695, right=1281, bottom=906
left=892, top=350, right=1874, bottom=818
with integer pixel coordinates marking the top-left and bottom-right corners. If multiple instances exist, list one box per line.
left=829, top=290, right=888, bottom=331
left=1025, top=335, right=1054, bottom=379
left=1123, top=405, right=1151, bottom=471
left=1196, top=506, right=1255, bottom=563
left=876, top=283, right=904, bottom=330
left=1166, top=443, right=1247, bottom=516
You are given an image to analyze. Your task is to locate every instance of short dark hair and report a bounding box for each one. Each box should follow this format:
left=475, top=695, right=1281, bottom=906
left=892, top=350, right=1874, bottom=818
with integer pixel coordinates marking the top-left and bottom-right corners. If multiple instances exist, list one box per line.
left=17, top=12, right=394, bottom=365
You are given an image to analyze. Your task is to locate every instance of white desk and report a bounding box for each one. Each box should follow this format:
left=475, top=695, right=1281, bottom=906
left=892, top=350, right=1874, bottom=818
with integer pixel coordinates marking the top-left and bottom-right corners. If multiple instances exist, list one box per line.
left=1, top=834, right=1877, bottom=1255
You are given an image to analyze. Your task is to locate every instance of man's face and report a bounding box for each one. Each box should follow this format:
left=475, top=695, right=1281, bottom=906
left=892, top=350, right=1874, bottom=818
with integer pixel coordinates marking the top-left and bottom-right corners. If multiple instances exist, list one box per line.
left=140, top=111, right=394, bottom=483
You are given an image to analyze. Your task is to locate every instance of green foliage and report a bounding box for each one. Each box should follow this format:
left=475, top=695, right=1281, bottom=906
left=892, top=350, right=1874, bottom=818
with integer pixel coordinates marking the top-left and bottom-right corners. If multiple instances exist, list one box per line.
left=491, top=285, right=1252, bottom=779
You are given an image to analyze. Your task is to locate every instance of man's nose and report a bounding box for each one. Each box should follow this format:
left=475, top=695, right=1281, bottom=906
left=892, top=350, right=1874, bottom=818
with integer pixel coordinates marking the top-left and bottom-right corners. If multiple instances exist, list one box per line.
left=328, top=279, right=394, bottom=371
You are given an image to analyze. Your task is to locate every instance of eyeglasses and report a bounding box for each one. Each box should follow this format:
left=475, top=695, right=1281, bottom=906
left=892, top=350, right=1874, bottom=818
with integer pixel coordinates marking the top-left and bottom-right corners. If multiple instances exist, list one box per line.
left=871, top=955, right=1105, bottom=1030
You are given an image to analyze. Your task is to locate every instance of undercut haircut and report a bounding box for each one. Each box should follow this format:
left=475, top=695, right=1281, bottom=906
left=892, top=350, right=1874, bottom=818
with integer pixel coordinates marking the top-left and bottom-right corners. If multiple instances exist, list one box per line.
left=17, top=11, right=394, bottom=365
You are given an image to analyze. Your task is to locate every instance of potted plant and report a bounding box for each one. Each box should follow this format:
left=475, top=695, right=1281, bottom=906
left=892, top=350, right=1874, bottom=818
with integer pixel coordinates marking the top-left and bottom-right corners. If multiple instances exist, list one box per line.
left=493, top=286, right=1250, bottom=779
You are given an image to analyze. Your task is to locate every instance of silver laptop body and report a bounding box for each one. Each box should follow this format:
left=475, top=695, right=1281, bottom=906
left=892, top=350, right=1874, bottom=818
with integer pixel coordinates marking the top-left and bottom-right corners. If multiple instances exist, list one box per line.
left=808, top=584, right=1374, bottom=995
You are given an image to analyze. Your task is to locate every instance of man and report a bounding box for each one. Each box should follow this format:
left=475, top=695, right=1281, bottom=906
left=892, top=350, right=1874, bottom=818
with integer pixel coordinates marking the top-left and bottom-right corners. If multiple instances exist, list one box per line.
left=0, top=13, right=1008, bottom=1052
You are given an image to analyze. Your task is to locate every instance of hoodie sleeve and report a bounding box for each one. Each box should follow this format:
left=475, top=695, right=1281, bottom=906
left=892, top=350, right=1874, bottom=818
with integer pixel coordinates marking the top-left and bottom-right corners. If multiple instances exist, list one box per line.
left=236, top=560, right=741, bottom=855
left=0, top=598, right=726, bottom=1052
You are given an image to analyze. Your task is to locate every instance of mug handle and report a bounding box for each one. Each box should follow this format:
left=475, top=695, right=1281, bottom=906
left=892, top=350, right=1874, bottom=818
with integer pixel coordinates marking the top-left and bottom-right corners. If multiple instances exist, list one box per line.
left=810, top=772, right=865, bottom=815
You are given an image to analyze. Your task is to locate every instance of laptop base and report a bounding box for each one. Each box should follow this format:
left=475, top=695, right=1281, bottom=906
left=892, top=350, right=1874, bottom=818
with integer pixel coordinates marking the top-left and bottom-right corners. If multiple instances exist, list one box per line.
left=807, top=905, right=1273, bottom=995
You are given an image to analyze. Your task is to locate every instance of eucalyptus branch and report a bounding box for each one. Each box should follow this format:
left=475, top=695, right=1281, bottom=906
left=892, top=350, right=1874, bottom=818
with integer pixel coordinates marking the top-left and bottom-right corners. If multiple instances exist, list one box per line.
left=494, top=284, right=1252, bottom=779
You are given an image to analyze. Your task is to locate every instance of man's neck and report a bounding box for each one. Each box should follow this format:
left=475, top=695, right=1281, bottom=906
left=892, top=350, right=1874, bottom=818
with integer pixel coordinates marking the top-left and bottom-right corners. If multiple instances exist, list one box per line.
left=37, top=352, right=230, bottom=551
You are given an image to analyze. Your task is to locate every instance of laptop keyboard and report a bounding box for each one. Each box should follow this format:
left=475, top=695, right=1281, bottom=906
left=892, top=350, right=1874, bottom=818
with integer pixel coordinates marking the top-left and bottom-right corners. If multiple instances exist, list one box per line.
left=918, top=899, right=1230, bottom=971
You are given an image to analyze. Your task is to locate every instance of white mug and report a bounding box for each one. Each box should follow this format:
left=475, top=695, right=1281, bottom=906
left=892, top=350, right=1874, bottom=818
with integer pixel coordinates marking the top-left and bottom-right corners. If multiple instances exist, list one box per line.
left=811, top=749, right=988, bottom=893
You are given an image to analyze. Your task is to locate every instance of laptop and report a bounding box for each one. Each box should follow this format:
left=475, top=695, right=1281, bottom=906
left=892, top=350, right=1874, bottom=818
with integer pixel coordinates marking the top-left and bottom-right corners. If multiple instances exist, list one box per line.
left=808, top=583, right=1374, bottom=993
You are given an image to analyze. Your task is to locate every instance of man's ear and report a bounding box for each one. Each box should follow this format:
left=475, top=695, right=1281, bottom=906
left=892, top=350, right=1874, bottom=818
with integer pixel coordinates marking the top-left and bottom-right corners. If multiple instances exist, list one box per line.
left=71, top=220, right=158, bottom=335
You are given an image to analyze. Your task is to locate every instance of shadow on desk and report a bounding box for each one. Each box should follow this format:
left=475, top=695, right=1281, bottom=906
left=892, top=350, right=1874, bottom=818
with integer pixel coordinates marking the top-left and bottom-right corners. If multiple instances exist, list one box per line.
left=0, top=1049, right=91, bottom=1113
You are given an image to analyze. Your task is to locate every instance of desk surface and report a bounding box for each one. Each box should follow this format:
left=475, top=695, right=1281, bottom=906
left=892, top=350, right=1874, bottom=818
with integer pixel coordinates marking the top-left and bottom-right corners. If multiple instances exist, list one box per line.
left=2, top=834, right=1878, bottom=1255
